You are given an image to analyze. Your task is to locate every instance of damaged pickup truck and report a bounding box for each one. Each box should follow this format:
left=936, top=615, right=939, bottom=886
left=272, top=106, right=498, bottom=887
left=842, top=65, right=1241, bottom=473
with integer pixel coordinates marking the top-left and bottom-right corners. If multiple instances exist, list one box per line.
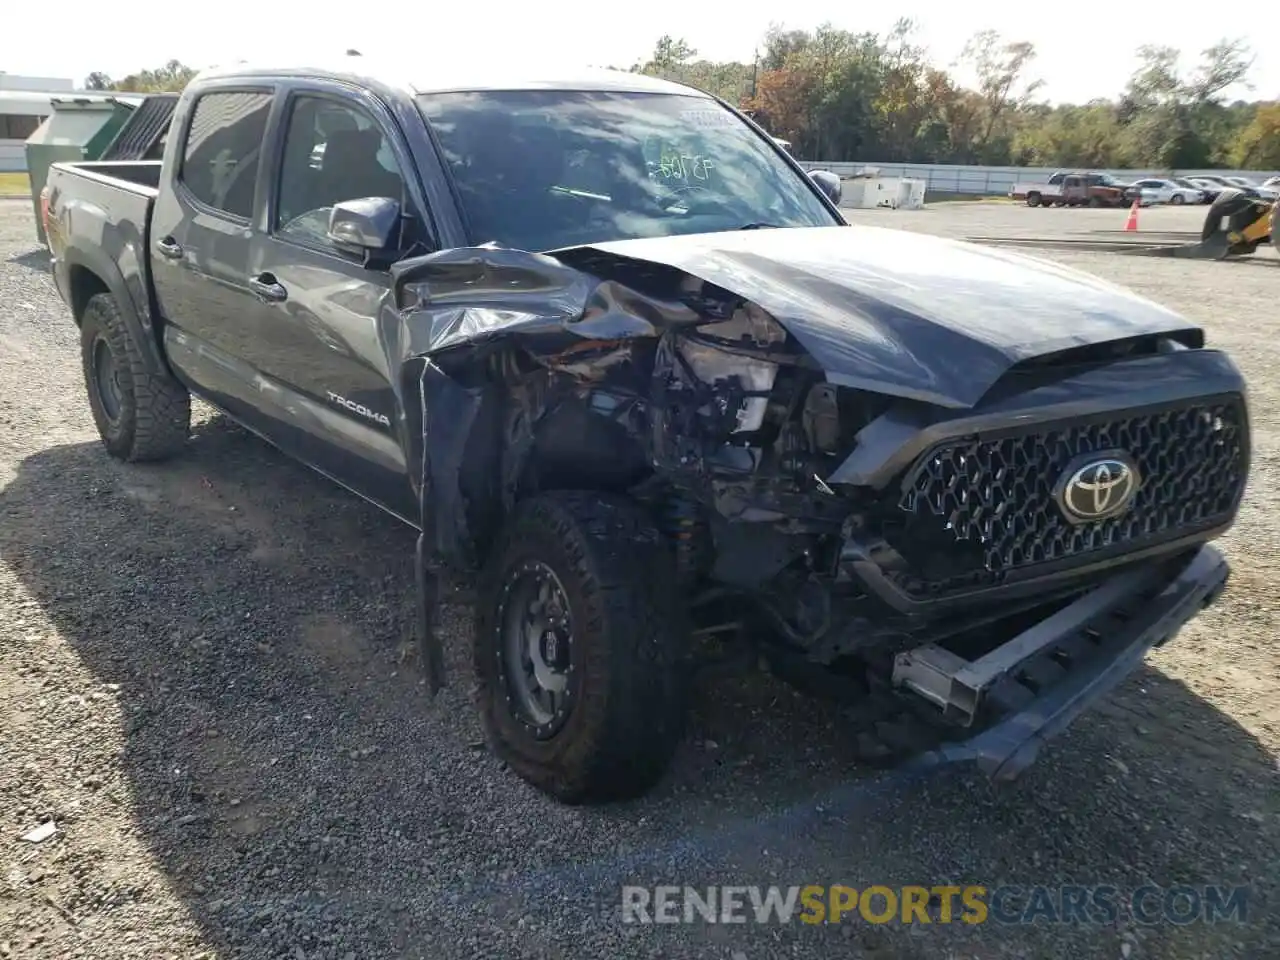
left=44, top=60, right=1249, bottom=804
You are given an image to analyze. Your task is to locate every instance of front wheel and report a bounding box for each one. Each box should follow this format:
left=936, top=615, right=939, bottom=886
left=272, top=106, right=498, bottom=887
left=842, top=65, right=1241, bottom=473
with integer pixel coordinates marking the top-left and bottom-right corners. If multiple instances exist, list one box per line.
left=1171, top=193, right=1185, bottom=205
left=474, top=492, right=689, bottom=804
left=80, top=292, right=191, bottom=462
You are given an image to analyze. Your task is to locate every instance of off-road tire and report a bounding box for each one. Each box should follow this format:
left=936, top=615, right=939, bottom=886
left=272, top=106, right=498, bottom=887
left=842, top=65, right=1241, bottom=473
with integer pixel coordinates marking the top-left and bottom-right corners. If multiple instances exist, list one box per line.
left=474, top=491, right=689, bottom=804
left=80, top=292, right=190, bottom=462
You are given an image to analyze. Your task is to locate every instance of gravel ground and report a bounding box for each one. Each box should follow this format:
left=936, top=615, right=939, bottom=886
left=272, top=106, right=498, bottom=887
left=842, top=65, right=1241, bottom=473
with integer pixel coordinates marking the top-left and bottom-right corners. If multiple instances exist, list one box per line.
left=1, top=197, right=1277, bottom=960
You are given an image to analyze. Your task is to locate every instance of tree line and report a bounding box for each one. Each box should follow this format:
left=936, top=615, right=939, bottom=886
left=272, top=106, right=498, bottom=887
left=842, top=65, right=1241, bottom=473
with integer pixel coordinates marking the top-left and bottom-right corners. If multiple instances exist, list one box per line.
left=82, top=26, right=1280, bottom=170
left=630, top=24, right=1278, bottom=170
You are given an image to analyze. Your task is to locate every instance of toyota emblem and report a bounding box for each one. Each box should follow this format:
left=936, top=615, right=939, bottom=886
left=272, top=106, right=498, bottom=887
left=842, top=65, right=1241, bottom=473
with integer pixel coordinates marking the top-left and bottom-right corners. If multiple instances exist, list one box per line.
left=1055, top=452, right=1141, bottom=523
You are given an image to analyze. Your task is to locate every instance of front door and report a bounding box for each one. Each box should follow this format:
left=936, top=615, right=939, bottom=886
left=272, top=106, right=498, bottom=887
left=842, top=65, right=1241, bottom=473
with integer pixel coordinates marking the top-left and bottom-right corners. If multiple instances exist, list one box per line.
left=242, top=88, right=421, bottom=521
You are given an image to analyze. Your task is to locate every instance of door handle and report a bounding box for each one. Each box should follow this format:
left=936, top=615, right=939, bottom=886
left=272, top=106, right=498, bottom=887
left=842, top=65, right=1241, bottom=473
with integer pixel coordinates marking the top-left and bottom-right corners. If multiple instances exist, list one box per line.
left=155, top=236, right=183, bottom=260
left=248, top=273, right=288, bottom=303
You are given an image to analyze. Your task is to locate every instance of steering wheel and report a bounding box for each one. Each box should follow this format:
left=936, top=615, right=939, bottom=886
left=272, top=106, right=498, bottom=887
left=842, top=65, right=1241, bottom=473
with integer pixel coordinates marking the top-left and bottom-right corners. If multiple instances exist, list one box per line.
left=660, top=181, right=719, bottom=214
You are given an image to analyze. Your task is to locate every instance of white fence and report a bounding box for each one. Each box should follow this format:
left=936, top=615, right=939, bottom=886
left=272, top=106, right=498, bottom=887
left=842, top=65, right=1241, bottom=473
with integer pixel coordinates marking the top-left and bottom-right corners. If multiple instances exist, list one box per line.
left=799, top=161, right=1280, bottom=196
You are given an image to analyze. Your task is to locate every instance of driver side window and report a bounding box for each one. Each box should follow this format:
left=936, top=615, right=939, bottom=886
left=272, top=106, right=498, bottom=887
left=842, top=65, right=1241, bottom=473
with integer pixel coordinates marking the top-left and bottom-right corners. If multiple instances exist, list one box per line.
left=275, top=96, right=406, bottom=250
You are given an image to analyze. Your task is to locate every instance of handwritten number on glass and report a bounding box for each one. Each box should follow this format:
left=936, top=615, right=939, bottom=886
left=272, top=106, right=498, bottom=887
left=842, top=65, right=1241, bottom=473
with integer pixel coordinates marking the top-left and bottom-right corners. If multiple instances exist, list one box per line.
left=658, top=153, right=715, bottom=182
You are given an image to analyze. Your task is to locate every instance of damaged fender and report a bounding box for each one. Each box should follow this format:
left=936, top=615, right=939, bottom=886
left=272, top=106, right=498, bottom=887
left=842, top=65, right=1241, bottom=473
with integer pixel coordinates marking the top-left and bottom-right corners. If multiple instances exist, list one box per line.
left=376, top=243, right=702, bottom=571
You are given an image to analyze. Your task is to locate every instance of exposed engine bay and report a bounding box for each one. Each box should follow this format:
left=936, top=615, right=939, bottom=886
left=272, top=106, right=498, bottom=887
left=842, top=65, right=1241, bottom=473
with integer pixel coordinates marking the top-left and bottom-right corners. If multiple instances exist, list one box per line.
left=382, top=231, right=1248, bottom=682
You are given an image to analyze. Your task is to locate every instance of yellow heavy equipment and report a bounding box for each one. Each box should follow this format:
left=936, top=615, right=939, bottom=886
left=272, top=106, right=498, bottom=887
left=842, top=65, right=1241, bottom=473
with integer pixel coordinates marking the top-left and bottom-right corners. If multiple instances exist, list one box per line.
left=1194, top=188, right=1277, bottom=259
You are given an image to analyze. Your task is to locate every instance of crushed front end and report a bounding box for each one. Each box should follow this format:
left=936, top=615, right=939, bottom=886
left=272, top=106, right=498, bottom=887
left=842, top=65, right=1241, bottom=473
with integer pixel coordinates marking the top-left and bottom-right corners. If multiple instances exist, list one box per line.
left=383, top=236, right=1249, bottom=777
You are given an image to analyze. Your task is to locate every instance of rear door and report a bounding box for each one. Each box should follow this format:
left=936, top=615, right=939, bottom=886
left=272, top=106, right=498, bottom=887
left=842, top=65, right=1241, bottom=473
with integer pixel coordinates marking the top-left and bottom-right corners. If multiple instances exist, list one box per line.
left=237, top=83, right=430, bottom=521
left=150, top=84, right=277, bottom=435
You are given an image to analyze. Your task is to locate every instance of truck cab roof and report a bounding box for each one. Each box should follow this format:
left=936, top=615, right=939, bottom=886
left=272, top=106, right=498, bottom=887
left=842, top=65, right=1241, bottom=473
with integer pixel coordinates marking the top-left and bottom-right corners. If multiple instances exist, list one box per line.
left=192, top=58, right=711, bottom=99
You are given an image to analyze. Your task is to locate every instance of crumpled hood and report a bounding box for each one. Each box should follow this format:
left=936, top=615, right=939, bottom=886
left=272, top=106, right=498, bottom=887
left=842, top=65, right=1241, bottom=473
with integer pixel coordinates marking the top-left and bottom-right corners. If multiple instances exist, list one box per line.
left=583, top=225, right=1201, bottom=409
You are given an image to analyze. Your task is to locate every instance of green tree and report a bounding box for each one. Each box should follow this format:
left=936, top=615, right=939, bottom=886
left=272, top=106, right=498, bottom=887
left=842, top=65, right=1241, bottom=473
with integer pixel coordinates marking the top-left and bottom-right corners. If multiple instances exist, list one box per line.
left=1233, top=103, right=1280, bottom=168
left=636, top=36, right=698, bottom=73
left=113, top=59, right=198, bottom=93
left=1120, top=39, right=1252, bottom=168
left=961, top=30, right=1043, bottom=162
left=618, top=26, right=1264, bottom=169
left=632, top=35, right=753, bottom=102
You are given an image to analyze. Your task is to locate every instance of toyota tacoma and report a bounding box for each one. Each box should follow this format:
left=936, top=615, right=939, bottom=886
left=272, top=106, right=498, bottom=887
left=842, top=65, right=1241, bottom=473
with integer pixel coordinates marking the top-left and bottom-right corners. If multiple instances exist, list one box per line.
left=42, top=59, right=1249, bottom=804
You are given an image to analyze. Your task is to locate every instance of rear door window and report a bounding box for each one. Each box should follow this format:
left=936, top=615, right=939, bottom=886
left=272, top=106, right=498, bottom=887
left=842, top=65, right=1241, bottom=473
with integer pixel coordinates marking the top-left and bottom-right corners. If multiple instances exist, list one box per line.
left=179, top=90, right=273, bottom=220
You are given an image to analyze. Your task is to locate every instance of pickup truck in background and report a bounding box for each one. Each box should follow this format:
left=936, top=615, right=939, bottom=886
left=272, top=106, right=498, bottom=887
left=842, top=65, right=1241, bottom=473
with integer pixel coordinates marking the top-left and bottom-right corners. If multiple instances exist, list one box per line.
left=43, top=59, right=1248, bottom=805
left=1011, top=171, right=1143, bottom=207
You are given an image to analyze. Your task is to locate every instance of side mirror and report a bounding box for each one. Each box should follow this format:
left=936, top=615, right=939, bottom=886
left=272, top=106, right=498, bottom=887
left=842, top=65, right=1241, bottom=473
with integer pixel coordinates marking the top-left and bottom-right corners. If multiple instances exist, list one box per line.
left=327, top=197, right=401, bottom=254
left=809, top=169, right=842, bottom=206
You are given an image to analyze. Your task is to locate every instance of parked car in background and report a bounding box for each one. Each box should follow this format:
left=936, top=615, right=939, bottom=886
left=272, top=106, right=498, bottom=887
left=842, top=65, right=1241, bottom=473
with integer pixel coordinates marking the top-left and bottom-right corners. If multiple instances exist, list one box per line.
left=1187, top=175, right=1249, bottom=194
left=1062, top=173, right=1134, bottom=206
left=1094, top=172, right=1145, bottom=204
left=1186, top=177, right=1225, bottom=201
left=1010, top=171, right=1138, bottom=207
left=1263, top=176, right=1280, bottom=189
left=1220, top=176, right=1279, bottom=201
left=1173, top=177, right=1215, bottom=202
left=1009, top=172, right=1066, bottom=206
left=1131, top=178, right=1204, bottom=205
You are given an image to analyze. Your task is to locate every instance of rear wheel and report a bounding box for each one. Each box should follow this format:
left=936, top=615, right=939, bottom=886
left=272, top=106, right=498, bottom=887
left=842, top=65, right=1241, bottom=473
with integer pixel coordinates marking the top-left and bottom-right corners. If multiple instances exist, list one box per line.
left=80, top=292, right=190, bottom=462
left=1171, top=193, right=1185, bottom=205
left=1026, top=192, right=1041, bottom=207
left=474, top=492, right=689, bottom=804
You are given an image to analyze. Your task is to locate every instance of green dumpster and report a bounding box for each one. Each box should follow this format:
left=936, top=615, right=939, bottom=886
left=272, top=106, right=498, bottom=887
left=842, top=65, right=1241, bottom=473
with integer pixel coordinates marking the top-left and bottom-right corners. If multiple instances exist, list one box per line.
left=25, top=95, right=140, bottom=245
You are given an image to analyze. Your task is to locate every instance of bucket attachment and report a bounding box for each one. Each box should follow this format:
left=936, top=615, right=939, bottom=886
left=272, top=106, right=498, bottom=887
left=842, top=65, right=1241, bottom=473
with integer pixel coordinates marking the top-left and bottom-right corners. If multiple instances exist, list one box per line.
left=1192, top=189, right=1274, bottom=259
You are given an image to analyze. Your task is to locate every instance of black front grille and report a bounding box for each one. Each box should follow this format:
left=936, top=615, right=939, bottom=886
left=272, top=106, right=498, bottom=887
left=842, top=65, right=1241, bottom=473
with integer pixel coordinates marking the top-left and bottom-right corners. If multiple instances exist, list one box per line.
left=890, top=398, right=1247, bottom=597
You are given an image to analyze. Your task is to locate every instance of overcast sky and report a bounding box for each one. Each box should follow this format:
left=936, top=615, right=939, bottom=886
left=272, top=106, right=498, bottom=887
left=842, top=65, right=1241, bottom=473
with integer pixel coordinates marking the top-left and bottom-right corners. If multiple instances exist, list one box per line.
left=2, top=1, right=1276, bottom=104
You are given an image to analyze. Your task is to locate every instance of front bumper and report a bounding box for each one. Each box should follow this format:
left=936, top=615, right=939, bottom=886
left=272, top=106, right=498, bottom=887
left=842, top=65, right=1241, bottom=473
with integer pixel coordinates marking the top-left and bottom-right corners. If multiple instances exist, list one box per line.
left=908, top=544, right=1229, bottom=780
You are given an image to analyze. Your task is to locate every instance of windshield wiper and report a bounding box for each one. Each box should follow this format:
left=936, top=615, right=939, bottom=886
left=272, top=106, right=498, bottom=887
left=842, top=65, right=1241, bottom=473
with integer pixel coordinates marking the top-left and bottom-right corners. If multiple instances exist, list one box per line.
left=736, top=222, right=783, bottom=230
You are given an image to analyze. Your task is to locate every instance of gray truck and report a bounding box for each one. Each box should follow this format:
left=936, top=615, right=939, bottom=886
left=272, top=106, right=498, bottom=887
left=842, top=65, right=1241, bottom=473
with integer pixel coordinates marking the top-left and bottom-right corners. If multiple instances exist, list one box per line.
left=43, top=58, right=1248, bottom=804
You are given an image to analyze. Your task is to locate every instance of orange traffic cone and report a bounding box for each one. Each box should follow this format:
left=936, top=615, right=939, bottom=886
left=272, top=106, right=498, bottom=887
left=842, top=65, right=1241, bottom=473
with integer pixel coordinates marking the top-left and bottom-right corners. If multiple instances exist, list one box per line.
left=1123, top=200, right=1139, bottom=232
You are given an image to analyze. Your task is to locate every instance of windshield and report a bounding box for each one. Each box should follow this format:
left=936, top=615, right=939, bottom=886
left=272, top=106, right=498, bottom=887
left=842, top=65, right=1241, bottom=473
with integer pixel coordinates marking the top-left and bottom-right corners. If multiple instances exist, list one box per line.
left=416, top=90, right=838, bottom=251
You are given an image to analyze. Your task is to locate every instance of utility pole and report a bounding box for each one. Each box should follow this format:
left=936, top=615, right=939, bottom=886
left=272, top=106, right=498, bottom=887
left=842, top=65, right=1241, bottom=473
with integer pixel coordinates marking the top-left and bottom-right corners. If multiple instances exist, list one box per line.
left=751, top=47, right=759, bottom=98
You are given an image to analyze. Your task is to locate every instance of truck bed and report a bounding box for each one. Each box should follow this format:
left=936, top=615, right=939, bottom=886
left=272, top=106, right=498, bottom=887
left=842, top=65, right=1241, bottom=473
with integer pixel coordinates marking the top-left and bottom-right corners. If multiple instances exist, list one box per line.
left=44, top=161, right=162, bottom=355
left=1010, top=181, right=1063, bottom=202
left=55, top=160, right=163, bottom=193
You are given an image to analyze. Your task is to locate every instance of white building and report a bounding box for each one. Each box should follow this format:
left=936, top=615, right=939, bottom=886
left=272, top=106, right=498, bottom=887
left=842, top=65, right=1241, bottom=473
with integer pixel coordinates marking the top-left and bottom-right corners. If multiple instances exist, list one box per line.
left=1, top=74, right=78, bottom=172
